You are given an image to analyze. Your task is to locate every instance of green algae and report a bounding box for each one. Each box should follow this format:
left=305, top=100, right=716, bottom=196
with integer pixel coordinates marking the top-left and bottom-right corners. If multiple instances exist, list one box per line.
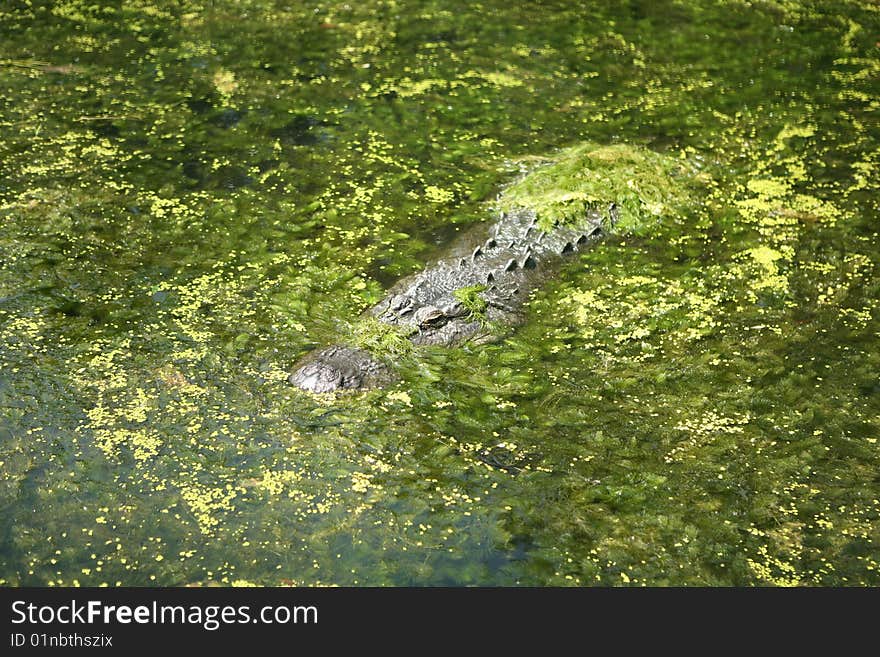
left=346, top=317, right=416, bottom=360
left=499, top=143, right=700, bottom=233
left=0, top=0, right=879, bottom=588
left=453, top=284, right=489, bottom=324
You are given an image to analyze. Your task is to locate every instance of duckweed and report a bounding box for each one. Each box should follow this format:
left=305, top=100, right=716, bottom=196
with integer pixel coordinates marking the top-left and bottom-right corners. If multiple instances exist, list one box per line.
left=0, top=0, right=878, bottom=587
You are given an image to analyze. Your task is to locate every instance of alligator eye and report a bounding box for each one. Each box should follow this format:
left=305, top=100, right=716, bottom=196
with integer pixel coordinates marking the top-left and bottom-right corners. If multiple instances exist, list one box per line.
left=414, top=305, right=446, bottom=327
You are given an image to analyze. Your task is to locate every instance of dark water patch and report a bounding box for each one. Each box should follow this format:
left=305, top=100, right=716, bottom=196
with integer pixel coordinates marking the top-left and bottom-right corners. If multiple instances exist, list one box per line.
left=269, top=114, right=329, bottom=146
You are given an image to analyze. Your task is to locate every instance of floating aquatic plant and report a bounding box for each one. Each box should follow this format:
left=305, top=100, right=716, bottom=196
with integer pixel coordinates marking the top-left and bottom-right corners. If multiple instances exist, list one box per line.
left=499, top=142, right=701, bottom=233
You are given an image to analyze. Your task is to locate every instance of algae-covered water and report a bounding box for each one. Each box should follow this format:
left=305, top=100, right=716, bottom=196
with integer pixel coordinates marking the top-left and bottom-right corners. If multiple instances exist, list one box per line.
left=1, top=0, right=878, bottom=586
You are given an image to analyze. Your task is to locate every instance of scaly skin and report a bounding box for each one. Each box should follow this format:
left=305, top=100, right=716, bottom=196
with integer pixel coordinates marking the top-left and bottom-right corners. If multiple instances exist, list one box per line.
left=289, top=205, right=613, bottom=392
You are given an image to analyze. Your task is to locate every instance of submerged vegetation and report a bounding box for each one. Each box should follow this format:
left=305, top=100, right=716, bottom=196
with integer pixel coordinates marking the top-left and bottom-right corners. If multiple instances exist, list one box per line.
left=346, top=317, right=415, bottom=360
left=0, top=0, right=878, bottom=586
left=499, top=143, right=699, bottom=233
left=454, top=284, right=489, bottom=322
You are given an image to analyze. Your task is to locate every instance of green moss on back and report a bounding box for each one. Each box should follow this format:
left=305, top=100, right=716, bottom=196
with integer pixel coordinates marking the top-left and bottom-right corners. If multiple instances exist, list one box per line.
left=498, top=143, right=699, bottom=233
left=346, top=317, right=416, bottom=359
left=453, top=284, right=488, bottom=323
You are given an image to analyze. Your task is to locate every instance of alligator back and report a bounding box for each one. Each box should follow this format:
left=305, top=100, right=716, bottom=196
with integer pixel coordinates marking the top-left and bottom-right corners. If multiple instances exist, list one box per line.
left=372, top=207, right=607, bottom=345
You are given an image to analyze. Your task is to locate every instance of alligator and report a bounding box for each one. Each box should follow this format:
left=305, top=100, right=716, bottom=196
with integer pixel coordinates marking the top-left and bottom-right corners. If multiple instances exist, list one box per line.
left=289, top=205, right=614, bottom=392
left=288, top=141, right=694, bottom=393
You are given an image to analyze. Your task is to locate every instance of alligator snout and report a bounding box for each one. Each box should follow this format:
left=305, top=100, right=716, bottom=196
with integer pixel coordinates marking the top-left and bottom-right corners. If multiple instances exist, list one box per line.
left=288, top=345, right=390, bottom=393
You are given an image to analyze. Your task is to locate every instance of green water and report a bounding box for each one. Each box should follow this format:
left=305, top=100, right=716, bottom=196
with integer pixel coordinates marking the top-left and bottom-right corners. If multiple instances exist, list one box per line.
left=1, top=0, right=878, bottom=586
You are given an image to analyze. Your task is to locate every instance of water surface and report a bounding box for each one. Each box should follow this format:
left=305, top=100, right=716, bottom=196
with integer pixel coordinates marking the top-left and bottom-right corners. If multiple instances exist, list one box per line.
left=1, top=0, right=878, bottom=585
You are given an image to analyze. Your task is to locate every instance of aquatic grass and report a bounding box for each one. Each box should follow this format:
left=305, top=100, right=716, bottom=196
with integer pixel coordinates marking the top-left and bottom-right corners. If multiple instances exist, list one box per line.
left=453, top=284, right=489, bottom=324
left=345, top=317, right=416, bottom=360
left=0, top=0, right=878, bottom=588
left=498, top=142, right=701, bottom=234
